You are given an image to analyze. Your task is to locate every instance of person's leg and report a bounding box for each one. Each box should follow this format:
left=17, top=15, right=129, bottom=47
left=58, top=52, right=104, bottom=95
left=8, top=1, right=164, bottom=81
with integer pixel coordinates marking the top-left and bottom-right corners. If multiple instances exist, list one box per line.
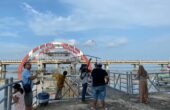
left=25, top=106, right=32, bottom=110
left=82, top=83, right=88, bottom=101
left=139, top=81, right=143, bottom=103
left=59, top=88, right=62, bottom=99
left=144, top=81, right=149, bottom=103
left=92, top=99, right=97, bottom=110
left=55, top=88, right=61, bottom=99
left=25, top=91, right=33, bottom=110
left=92, top=86, right=98, bottom=110
left=141, top=81, right=145, bottom=103
left=101, top=100, right=106, bottom=110
left=98, top=86, right=106, bottom=110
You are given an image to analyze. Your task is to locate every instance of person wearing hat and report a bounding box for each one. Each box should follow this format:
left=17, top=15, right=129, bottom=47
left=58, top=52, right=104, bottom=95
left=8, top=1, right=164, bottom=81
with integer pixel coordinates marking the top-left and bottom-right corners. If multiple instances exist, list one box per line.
left=91, top=62, right=109, bottom=110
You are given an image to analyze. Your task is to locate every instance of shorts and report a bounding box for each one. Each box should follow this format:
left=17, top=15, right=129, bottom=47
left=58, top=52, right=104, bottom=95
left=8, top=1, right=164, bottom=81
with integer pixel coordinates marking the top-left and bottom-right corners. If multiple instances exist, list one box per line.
left=92, top=85, right=106, bottom=101
left=24, top=91, right=33, bottom=106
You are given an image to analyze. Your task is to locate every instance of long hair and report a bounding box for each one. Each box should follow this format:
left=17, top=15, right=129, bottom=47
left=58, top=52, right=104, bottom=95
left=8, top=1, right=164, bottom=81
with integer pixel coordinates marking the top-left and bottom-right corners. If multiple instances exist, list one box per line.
left=138, top=65, right=148, bottom=77
left=13, top=83, right=24, bottom=94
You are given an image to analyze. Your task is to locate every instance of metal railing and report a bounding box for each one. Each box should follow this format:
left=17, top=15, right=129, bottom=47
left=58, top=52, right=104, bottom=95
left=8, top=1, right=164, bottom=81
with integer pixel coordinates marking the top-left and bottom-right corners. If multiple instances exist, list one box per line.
left=0, top=78, right=38, bottom=110
left=109, top=72, right=170, bottom=94
left=40, top=74, right=93, bottom=102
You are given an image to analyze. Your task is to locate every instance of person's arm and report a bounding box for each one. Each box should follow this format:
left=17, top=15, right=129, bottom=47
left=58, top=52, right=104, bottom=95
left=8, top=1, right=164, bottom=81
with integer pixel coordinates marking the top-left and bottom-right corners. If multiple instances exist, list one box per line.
left=29, top=75, right=37, bottom=80
left=105, top=76, right=109, bottom=84
left=33, top=80, right=40, bottom=85
left=104, top=70, right=109, bottom=84
left=12, top=95, right=19, bottom=103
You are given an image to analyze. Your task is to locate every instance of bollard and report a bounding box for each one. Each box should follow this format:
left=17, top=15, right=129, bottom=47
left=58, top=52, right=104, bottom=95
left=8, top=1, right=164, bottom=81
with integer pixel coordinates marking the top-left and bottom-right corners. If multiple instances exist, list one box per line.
left=7, top=77, right=13, bottom=110
left=4, top=79, right=9, bottom=110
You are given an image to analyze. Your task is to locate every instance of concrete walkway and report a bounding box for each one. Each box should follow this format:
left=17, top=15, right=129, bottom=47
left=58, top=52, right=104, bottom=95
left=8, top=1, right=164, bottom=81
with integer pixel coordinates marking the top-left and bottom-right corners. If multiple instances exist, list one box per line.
left=37, top=87, right=170, bottom=110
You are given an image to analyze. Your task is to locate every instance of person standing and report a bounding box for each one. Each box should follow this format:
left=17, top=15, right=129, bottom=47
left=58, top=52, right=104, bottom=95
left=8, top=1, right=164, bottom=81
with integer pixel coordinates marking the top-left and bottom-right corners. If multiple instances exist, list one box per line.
left=53, top=71, right=67, bottom=100
left=22, top=62, right=37, bottom=110
left=91, top=62, right=109, bottom=110
left=13, top=83, right=25, bottom=110
left=80, top=64, right=90, bottom=102
left=137, top=65, right=149, bottom=104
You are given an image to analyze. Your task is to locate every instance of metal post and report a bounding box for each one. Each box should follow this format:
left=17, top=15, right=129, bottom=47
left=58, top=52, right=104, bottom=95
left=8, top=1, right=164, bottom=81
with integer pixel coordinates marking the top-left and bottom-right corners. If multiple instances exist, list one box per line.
left=35, top=85, right=38, bottom=107
left=73, top=63, right=77, bottom=75
left=3, top=65, right=7, bottom=79
left=130, top=72, right=133, bottom=94
left=77, top=80, right=80, bottom=101
left=7, top=77, right=13, bottom=110
left=119, top=74, right=121, bottom=91
left=113, top=73, right=115, bottom=88
left=156, top=73, right=160, bottom=92
left=108, top=70, right=110, bottom=86
left=43, top=64, right=46, bottom=71
left=126, top=72, right=129, bottom=94
left=4, top=79, right=9, bottom=110
left=128, top=72, right=130, bottom=94
left=0, top=63, right=2, bottom=78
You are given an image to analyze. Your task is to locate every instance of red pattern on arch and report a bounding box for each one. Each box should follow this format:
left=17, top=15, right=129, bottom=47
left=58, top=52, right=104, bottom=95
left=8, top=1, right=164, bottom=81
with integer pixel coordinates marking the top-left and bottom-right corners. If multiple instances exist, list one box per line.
left=18, top=42, right=92, bottom=79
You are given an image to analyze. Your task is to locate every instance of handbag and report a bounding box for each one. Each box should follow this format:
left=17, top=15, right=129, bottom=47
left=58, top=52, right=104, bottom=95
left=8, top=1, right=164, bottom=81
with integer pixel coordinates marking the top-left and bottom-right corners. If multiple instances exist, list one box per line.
left=23, top=79, right=31, bottom=93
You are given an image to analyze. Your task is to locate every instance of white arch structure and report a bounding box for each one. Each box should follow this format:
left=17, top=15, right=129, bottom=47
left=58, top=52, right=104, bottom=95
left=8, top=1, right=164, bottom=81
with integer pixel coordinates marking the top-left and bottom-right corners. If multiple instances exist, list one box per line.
left=18, top=41, right=92, bottom=79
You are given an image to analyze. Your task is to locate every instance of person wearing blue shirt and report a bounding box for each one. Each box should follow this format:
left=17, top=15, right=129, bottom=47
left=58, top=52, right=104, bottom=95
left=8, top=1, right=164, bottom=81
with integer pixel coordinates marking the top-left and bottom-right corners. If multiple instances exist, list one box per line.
left=22, top=62, right=38, bottom=110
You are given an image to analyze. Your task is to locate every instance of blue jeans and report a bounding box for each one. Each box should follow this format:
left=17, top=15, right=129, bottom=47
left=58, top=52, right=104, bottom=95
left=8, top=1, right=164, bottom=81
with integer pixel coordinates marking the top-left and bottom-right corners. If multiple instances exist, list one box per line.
left=82, top=83, right=88, bottom=101
left=92, top=85, right=106, bottom=101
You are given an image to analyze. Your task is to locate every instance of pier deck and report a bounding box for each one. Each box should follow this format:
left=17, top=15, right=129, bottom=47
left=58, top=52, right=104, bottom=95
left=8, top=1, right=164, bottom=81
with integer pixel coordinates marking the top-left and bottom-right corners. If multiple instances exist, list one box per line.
left=37, top=87, right=170, bottom=110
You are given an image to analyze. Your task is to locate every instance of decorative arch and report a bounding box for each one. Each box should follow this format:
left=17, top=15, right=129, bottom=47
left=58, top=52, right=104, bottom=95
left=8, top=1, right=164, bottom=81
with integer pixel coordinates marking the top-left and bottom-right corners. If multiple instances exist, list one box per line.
left=18, top=41, right=92, bottom=79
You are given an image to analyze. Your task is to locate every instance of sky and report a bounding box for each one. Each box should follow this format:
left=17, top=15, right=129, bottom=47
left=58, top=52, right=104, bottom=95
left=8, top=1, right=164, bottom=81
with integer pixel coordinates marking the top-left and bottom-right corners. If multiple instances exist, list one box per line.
left=0, top=0, right=170, bottom=60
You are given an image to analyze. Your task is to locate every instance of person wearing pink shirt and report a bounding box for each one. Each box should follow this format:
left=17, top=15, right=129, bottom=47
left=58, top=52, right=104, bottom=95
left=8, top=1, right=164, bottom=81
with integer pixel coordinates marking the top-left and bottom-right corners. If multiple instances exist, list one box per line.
left=13, top=83, right=25, bottom=110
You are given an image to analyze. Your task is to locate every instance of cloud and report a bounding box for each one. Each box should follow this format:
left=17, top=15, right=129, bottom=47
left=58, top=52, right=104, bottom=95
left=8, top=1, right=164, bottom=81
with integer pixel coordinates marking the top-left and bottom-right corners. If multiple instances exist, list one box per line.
left=54, top=38, right=78, bottom=45
left=22, top=1, right=170, bottom=36
left=0, top=17, right=24, bottom=29
left=23, top=3, right=83, bottom=36
left=0, top=17, right=24, bottom=37
left=0, top=42, right=31, bottom=59
left=0, top=32, right=19, bottom=37
left=83, top=40, right=96, bottom=46
left=107, top=37, right=128, bottom=48
left=22, top=2, right=41, bottom=15
left=62, top=0, right=170, bottom=27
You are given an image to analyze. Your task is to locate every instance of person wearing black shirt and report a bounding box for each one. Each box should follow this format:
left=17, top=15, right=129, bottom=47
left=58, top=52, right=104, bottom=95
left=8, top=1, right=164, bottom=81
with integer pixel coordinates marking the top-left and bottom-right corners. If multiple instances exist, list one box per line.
left=91, top=62, right=109, bottom=110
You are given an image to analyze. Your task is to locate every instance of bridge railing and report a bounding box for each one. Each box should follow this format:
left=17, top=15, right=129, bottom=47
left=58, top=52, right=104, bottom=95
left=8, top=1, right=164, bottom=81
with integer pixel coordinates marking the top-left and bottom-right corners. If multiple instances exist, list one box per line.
left=108, top=71, right=170, bottom=94
left=0, top=78, right=38, bottom=110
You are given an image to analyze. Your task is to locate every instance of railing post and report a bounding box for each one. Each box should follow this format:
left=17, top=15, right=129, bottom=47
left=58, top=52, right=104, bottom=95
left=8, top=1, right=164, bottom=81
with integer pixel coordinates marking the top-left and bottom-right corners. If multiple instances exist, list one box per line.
left=156, top=73, right=160, bottom=92
left=113, top=73, right=115, bottom=88
left=130, top=72, right=133, bottom=94
left=128, top=72, right=131, bottom=94
left=119, top=74, right=121, bottom=91
left=4, top=79, right=9, bottom=110
left=77, top=80, right=80, bottom=101
left=7, top=77, right=13, bottom=110
left=126, top=72, right=129, bottom=94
